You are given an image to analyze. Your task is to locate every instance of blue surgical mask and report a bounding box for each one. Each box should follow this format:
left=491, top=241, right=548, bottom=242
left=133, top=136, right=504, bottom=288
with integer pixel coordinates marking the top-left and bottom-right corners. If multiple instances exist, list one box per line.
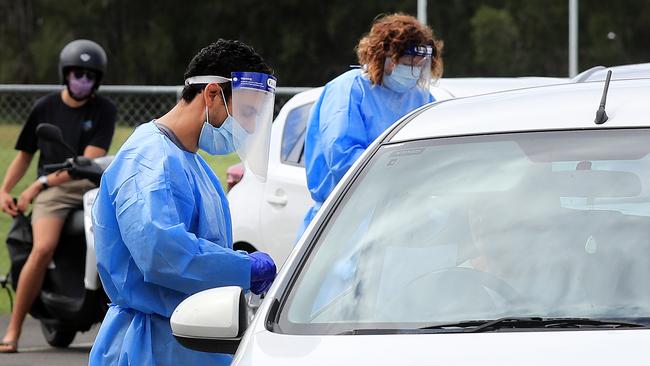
left=383, top=64, right=422, bottom=93
left=198, top=116, right=236, bottom=155
left=198, top=90, right=240, bottom=155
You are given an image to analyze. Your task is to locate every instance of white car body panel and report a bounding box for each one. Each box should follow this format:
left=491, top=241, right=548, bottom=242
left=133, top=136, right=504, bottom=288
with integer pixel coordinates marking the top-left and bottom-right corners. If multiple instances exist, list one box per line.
left=227, top=174, right=264, bottom=250
left=234, top=328, right=650, bottom=366
left=574, top=62, right=650, bottom=82
left=394, top=78, right=650, bottom=142
left=434, top=76, right=566, bottom=98
left=171, top=287, right=242, bottom=338
left=83, top=188, right=101, bottom=290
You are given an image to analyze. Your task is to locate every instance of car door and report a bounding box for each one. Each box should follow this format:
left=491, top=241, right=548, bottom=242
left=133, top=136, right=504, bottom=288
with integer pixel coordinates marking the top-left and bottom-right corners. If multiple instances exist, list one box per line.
left=260, top=101, right=314, bottom=265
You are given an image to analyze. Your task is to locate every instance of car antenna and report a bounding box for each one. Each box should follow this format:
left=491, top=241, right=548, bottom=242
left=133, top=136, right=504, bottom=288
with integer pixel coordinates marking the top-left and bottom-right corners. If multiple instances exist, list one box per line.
left=594, top=70, right=613, bottom=125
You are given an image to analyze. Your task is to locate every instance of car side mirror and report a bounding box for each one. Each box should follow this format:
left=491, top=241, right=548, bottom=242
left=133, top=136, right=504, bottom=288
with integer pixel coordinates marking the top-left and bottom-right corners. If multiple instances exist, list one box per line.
left=170, top=286, right=248, bottom=354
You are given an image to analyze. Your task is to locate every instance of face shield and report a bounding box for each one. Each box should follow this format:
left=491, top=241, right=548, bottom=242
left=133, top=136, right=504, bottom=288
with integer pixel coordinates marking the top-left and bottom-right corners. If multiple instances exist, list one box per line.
left=384, top=45, right=434, bottom=90
left=230, top=72, right=277, bottom=181
left=184, top=72, right=277, bottom=180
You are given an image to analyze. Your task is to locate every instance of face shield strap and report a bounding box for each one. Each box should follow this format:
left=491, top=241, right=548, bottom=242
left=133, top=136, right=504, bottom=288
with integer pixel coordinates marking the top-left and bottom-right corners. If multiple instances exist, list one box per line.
left=402, top=45, right=433, bottom=58
left=219, top=87, right=231, bottom=116
left=184, top=75, right=232, bottom=86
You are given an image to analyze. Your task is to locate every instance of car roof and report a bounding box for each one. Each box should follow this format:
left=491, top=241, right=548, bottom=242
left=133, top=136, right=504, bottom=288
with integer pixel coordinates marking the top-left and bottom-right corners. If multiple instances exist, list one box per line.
left=433, top=76, right=567, bottom=99
left=391, top=77, right=650, bottom=142
left=573, top=63, right=650, bottom=82
left=281, top=76, right=569, bottom=109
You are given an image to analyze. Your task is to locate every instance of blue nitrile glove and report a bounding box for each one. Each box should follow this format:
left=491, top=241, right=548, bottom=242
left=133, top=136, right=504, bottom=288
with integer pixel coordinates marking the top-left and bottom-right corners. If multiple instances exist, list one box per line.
left=249, top=251, right=277, bottom=295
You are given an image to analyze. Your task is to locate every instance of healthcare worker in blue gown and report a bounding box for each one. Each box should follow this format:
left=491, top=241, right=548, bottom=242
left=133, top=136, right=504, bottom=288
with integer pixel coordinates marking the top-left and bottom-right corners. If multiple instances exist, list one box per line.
left=89, top=40, right=278, bottom=365
left=297, top=14, right=444, bottom=238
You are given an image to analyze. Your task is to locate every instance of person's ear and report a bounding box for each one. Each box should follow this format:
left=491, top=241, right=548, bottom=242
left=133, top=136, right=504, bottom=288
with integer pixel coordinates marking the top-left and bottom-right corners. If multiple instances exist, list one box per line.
left=203, top=83, right=221, bottom=108
left=384, top=58, right=396, bottom=75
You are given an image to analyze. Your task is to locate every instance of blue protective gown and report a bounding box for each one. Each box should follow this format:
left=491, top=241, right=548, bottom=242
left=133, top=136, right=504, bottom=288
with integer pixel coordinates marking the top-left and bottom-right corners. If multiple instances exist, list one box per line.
left=298, top=69, right=434, bottom=236
left=89, top=122, right=251, bottom=365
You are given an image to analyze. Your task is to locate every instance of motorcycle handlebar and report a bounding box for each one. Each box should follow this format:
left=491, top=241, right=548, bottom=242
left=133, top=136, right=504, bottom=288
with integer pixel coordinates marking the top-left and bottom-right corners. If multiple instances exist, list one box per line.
left=43, top=160, right=72, bottom=173
left=40, top=156, right=112, bottom=185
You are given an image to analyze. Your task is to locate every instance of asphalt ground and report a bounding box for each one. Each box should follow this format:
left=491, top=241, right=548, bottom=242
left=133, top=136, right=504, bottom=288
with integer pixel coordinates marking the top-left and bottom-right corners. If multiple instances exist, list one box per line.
left=0, top=315, right=99, bottom=366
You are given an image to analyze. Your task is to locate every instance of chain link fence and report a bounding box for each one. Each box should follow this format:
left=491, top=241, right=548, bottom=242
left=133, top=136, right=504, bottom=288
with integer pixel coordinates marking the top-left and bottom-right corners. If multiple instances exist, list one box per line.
left=0, top=84, right=309, bottom=176
left=0, top=84, right=308, bottom=126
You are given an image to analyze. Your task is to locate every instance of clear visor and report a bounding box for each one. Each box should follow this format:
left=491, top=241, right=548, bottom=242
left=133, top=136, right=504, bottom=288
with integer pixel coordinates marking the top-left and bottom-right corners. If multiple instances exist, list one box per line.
left=384, top=45, right=434, bottom=89
left=183, top=72, right=277, bottom=180
left=230, top=72, right=277, bottom=181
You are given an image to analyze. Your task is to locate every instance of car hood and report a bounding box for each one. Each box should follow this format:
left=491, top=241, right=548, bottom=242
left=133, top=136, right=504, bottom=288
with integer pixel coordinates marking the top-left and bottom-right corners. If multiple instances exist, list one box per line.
left=233, top=328, right=650, bottom=365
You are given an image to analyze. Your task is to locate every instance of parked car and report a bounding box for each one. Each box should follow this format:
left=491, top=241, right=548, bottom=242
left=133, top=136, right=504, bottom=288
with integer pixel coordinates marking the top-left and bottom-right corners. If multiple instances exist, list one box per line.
left=228, top=76, right=566, bottom=264
left=173, top=76, right=650, bottom=364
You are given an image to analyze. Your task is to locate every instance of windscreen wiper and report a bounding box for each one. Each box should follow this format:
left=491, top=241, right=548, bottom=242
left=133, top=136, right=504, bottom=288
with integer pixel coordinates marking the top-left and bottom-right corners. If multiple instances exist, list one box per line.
left=338, top=317, right=648, bottom=335
left=338, top=322, right=484, bottom=335
left=466, top=317, right=647, bottom=333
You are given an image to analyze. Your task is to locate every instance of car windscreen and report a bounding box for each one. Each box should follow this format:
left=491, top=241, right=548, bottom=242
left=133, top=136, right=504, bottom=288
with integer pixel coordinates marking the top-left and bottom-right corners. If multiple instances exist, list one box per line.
left=276, top=129, right=650, bottom=335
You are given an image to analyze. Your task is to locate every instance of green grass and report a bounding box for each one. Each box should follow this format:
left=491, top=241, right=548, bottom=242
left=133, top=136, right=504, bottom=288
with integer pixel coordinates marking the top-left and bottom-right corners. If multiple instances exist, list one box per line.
left=0, top=124, right=239, bottom=313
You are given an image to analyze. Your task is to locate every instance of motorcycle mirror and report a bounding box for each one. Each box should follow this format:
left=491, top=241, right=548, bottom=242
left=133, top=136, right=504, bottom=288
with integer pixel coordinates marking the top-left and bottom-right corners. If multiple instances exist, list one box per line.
left=36, top=123, right=77, bottom=156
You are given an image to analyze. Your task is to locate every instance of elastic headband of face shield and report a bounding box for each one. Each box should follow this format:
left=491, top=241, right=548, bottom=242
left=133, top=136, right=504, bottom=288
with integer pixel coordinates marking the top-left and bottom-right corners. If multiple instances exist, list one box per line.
left=402, top=45, right=434, bottom=58
left=184, top=75, right=232, bottom=85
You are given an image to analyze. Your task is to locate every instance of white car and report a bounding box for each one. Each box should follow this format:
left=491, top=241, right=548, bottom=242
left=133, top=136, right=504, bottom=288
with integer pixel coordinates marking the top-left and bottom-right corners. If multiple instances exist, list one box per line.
left=228, top=76, right=566, bottom=265
left=173, top=76, right=650, bottom=364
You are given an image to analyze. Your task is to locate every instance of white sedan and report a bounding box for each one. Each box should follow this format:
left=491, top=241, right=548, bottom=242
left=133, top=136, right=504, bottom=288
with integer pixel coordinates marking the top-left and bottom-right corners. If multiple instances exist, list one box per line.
left=173, top=76, right=650, bottom=365
left=228, top=76, right=566, bottom=265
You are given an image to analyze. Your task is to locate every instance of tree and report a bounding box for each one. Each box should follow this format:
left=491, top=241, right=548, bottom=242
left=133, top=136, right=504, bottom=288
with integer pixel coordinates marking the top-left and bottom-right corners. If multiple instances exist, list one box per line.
left=1, top=0, right=649, bottom=84
left=470, top=6, right=520, bottom=75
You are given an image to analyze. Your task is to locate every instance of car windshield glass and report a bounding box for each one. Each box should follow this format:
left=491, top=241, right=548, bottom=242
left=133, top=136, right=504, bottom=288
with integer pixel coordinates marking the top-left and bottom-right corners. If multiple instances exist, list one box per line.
left=278, top=129, right=650, bottom=335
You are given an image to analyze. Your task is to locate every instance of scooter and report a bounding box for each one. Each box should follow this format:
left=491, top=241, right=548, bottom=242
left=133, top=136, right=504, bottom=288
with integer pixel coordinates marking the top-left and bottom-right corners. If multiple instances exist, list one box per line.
left=1, top=123, right=112, bottom=348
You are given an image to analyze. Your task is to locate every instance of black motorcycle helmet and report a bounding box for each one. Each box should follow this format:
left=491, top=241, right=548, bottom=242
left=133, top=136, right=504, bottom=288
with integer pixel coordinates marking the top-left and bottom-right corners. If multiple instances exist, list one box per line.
left=58, top=39, right=107, bottom=87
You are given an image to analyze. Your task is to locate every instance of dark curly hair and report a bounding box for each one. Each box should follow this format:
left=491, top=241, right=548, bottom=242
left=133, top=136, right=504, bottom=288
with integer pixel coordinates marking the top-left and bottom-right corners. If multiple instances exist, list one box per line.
left=356, top=13, right=443, bottom=85
left=181, top=39, right=273, bottom=103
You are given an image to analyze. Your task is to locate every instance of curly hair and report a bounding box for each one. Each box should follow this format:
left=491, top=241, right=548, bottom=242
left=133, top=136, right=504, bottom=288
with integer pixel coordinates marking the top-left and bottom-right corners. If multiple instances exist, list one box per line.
left=181, top=39, right=273, bottom=103
left=356, top=13, right=444, bottom=85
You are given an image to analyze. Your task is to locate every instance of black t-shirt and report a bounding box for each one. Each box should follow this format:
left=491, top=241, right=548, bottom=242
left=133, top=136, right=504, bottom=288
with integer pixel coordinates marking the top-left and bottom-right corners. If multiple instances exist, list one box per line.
left=15, top=92, right=117, bottom=177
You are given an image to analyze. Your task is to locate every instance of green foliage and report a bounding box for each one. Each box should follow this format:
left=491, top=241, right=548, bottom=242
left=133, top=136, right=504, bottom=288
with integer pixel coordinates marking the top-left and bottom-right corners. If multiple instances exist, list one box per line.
left=1, top=1, right=650, bottom=83
left=470, top=6, right=519, bottom=75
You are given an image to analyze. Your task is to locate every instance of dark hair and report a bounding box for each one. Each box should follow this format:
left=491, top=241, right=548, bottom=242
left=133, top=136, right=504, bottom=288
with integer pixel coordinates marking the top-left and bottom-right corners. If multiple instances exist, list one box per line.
left=181, top=39, right=273, bottom=103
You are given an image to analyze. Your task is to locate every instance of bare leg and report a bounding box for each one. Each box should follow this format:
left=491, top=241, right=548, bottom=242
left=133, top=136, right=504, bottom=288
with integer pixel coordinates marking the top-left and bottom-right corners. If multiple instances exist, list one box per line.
left=1, top=216, right=65, bottom=349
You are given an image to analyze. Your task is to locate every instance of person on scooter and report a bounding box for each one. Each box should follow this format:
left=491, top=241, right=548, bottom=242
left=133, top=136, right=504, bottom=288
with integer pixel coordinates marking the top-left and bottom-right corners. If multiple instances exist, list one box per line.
left=89, top=39, right=277, bottom=365
left=0, top=39, right=117, bottom=353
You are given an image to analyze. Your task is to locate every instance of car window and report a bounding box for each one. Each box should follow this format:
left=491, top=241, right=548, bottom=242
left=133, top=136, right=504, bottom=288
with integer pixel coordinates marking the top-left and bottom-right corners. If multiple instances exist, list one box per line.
left=277, top=129, right=650, bottom=335
left=281, top=102, right=313, bottom=166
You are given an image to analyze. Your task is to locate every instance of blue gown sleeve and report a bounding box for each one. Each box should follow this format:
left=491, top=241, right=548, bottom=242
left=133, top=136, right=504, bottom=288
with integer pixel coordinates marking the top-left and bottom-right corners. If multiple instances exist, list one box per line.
left=113, top=159, right=251, bottom=295
left=310, top=80, right=368, bottom=202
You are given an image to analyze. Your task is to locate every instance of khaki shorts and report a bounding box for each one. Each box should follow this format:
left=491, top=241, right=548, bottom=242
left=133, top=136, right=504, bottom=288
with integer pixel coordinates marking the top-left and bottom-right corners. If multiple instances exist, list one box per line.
left=32, top=179, right=96, bottom=222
